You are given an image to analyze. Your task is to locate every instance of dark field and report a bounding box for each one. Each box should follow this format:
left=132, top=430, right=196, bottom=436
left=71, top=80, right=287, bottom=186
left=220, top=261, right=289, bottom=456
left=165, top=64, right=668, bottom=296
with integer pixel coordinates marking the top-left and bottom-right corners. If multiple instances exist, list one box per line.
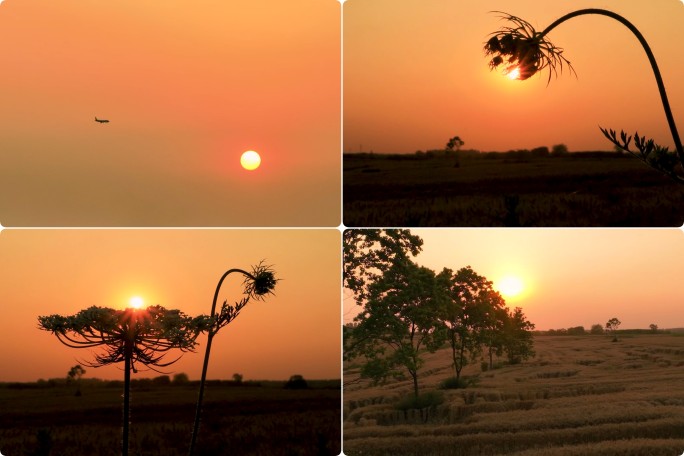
left=0, top=379, right=341, bottom=456
left=343, top=152, right=684, bottom=227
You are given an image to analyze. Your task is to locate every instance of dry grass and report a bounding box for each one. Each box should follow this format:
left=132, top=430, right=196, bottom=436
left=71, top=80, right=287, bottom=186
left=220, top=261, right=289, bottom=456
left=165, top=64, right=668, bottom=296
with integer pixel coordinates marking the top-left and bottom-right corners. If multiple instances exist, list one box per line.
left=344, top=334, right=684, bottom=455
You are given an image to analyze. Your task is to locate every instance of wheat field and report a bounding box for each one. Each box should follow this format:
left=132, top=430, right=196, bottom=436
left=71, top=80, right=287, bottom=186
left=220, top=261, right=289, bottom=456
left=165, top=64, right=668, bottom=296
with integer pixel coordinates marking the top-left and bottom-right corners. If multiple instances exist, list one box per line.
left=343, top=334, right=684, bottom=455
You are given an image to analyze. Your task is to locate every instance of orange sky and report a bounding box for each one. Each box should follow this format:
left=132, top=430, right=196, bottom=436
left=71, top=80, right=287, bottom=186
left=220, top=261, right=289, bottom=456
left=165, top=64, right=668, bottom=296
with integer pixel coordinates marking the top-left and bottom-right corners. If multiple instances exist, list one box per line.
left=344, top=229, right=684, bottom=331
left=0, top=229, right=340, bottom=382
left=344, top=0, right=684, bottom=153
left=0, top=0, right=340, bottom=226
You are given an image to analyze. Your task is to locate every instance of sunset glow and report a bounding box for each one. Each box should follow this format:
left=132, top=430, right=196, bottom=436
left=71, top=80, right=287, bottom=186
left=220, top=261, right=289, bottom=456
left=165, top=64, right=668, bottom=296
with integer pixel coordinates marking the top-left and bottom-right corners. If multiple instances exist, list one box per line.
left=497, top=275, right=525, bottom=298
left=507, top=67, right=521, bottom=80
left=129, top=296, right=144, bottom=309
left=344, top=229, right=684, bottom=331
left=0, top=230, right=340, bottom=382
left=344, top=0, right=684, bottom=153
left=0, top=0, right=340, bottom=226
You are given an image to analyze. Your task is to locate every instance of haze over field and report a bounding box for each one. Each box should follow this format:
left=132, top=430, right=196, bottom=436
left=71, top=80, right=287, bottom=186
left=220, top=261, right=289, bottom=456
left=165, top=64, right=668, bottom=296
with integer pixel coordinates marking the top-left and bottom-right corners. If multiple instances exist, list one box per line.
left=344, top=0, right=684, bottom=153
left=0, top=0, right=340, bottom=226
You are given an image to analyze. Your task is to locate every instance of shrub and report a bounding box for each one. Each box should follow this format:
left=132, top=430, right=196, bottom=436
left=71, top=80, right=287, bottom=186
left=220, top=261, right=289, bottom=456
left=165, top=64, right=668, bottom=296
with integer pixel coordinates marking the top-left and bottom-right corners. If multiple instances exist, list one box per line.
left=590, top=324, right=604, bottom=335
left=284, top=375, right=308, bottom=389
left=395, top=391, right=444, bottom=411
left=440, top=376, right=480, bottom=389
left=152, top=375, right=171, bottom=386
left=172, top=373, right=189, bottom=385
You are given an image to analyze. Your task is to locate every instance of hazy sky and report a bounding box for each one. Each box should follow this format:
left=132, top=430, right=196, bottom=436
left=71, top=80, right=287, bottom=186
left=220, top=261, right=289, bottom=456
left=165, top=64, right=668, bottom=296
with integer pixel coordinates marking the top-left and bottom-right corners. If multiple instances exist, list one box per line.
left=344, top=0, right=684, bottom=153
left=0, top=229, right=340, bottom=382
left=0, top=1, right=340, bottom=226
left=344, top=229, right=684, bottom=331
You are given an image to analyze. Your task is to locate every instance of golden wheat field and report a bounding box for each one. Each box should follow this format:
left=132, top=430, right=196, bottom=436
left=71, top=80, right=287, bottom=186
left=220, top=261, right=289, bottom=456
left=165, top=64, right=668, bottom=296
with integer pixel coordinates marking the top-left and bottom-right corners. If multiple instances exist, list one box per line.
left=343, top=334, right=684, bottom=456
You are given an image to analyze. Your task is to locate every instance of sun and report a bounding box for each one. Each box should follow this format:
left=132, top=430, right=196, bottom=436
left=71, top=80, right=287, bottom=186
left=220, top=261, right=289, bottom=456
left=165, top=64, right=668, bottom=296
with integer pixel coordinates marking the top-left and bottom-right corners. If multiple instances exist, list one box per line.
left=129, top=296, right=144, bottom=309
left=497, top=275, right=525, bottom=298
left=507, top=67, right=521, bottom=80
left=240, top=150, right=261, bottom=171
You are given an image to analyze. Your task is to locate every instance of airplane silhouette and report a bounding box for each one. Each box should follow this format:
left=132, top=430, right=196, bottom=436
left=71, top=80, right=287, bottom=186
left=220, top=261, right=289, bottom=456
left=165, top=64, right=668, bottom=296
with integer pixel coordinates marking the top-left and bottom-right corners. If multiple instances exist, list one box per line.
left=95, top=117, right=110, bottom=123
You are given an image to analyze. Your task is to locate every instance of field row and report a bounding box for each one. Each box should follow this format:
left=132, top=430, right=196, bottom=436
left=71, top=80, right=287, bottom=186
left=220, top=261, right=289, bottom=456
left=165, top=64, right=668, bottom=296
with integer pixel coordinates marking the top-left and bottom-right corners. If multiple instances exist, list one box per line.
left=343, top=335, right=684, bottom=455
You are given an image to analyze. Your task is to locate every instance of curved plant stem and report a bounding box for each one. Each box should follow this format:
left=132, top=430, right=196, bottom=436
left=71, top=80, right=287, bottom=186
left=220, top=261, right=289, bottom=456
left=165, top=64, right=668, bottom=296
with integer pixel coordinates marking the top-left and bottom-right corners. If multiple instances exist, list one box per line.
left=539, top=8, right=683, bottom=164
left=188, top=268, right=253, bottom=456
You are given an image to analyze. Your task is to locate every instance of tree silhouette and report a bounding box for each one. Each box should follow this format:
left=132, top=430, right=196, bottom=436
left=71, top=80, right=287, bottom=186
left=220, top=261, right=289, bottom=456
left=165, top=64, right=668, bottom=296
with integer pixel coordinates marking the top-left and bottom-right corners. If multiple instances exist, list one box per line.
left=590, top=323, right=604, bottom=335
left=446, top=136, right=465, bottom=152
left=189, top=262, right=278, bottom=456
left=66, top=364, right=86, bottom=396
left=39, top=305, right=210, bottom=456
left=485, top=9, right=683, bottom=181
left=344, top=229, right=423, bottom=305
left=605, top=317, right=622, bottom=342
left=66, top=364, right=85, bottom=383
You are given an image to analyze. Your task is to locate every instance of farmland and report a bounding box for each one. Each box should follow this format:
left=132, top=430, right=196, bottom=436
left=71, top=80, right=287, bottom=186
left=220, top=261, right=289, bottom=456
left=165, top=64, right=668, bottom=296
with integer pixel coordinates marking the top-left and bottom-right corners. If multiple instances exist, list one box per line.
left=0, top=378, right=340, bottom=456
left=343, top=152, right=684, bottom=227
left=344, top=334, right=684, bottom=455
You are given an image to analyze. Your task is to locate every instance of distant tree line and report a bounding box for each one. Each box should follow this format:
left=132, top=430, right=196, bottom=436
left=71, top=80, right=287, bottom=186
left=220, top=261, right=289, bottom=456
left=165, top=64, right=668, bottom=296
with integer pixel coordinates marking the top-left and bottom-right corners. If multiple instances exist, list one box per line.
left=344, top=143, right=633, bottom=161
left=344, top=230, right=535, bottom=398
left=539, top=320, right=663, bottom=337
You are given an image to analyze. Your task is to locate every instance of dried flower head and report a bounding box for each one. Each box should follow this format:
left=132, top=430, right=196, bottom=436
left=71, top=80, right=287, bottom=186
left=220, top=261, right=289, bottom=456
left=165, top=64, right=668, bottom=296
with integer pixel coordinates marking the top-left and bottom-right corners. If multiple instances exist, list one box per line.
left=484, top=12, right=576, bottom=83
left=244, top=261, right=278, bottom=300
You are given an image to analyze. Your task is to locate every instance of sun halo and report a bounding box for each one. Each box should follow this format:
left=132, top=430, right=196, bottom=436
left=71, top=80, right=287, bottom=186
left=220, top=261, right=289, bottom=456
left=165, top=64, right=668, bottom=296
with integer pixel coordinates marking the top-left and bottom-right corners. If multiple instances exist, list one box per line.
left=129, top=296, right=144, bottom=309
left=497, top=275, right=525, bottom=299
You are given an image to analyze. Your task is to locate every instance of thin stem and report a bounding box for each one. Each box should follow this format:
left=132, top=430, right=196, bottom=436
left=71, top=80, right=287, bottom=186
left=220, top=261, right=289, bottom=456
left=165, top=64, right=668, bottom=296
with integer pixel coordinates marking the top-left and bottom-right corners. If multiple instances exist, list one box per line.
left=122, top=337, right=132, bottom=456
left=188, top=268, right=252, bottom=456
left=539, top=8, right=683, bottom=162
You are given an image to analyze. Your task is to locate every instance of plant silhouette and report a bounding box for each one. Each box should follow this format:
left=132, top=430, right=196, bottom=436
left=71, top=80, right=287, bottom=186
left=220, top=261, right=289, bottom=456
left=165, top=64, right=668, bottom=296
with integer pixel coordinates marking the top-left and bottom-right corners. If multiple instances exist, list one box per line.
left=446, top=136, right=464, bottom=152
left=484, top=9, right=683, bottom=182
left=189, top=261, right=278, bottom=456
left=38, top=305, right=211, bottom=456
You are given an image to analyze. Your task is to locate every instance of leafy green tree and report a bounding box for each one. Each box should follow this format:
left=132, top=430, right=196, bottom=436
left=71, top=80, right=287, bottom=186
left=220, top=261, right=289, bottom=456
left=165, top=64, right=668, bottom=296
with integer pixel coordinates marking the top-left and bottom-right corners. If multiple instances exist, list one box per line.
left=438, top=266, right=506, bottom=380
left=347, top=257, right=446, bottom=398
left=344, top=229, right=423, bottom=303
left=649, top=323, right=658, bottom=333
left=39, top=305, right=210, bottom=456
left=502, top=307, right=536, bottom=363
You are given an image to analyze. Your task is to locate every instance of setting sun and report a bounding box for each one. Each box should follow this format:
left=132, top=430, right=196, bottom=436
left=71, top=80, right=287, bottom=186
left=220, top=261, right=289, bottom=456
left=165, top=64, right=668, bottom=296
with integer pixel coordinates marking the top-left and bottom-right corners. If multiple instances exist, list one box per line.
left=497, top=275, right=524, bottom=298
left=507, top=67, right=521, bottom=80
left=129, top=296, right=144, bottom=309
left=240, top=150, right=261, bottom=171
